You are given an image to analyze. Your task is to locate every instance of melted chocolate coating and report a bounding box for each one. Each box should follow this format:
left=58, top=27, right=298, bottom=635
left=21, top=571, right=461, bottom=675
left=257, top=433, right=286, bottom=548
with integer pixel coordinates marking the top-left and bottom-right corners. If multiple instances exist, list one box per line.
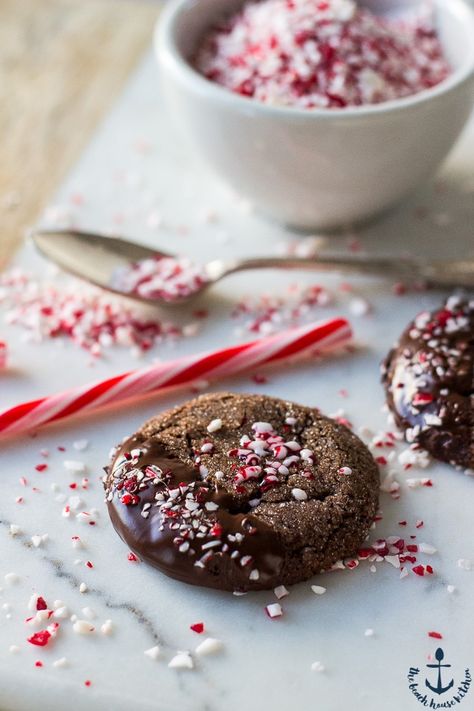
left=107, top=437, right=284, bottom=591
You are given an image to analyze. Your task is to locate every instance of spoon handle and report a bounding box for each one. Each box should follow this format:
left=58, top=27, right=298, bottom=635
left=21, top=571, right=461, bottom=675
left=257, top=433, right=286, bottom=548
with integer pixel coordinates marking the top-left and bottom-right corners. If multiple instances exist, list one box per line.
left=227, top=255, right=474, bottom=290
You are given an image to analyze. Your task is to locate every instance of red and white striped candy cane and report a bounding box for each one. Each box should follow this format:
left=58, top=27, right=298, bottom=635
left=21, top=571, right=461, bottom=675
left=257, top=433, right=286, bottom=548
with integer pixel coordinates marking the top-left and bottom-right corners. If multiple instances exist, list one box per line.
left=0, top=317, right=351, bottom=438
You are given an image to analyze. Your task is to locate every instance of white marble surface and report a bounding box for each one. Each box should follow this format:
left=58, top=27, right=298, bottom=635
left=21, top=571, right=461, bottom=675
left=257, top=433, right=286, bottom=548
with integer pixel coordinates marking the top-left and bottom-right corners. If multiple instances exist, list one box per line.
left=0, top=53, right=473, bottom=711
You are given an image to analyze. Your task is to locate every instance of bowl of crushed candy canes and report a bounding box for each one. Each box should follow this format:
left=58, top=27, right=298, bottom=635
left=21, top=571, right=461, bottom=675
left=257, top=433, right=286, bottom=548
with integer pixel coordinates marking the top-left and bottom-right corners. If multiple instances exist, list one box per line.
left=156, top=0, right=474, bottom=230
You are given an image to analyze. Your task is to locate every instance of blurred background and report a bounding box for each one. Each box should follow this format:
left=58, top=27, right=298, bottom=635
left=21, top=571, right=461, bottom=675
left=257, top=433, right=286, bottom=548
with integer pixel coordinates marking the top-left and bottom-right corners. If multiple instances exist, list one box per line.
left=1, top=0, right=473, bottom=268
left=0, top=0, right=161, bottom=267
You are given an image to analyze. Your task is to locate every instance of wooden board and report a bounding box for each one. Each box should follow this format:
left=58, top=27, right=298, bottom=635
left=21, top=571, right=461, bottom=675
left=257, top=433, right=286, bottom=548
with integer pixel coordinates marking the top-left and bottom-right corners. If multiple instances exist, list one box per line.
left=0, top=0, right=159, bottom=268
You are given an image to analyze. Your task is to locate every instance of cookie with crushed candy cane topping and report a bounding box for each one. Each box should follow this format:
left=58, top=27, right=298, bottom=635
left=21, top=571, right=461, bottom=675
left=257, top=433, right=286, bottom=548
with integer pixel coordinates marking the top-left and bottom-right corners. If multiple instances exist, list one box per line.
left=104, top=392, right=379, bottom=591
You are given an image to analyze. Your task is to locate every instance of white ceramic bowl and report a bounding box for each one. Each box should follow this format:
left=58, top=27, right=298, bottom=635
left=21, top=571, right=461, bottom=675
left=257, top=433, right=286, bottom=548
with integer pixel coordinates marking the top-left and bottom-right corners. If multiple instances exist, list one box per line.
left=156, top=0, right=474, bottom=230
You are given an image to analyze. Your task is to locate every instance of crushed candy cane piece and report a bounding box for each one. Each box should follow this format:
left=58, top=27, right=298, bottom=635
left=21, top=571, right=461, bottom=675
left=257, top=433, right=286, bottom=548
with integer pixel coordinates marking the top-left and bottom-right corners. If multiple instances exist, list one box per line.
left=144, top=646, right=161, bottom=660
left=168, top=651, right=194, bottom=669
left=195, top=638, right=224, bottom=656
left=195, top=0, right=449, bottom=110
left=100, top=619, right=114, bottom=635
left=207, top=418, right=223, bottom=433
left=72, top=620, right=95, bottom=635
left=265, top=603, right=283, bottom=619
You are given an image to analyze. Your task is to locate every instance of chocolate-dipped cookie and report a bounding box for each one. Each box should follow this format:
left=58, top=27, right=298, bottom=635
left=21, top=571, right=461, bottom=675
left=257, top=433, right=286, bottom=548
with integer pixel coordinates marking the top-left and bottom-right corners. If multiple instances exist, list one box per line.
left=382, top=296, right=473, bottom=470
left=104, top=392, right=379, bottom=591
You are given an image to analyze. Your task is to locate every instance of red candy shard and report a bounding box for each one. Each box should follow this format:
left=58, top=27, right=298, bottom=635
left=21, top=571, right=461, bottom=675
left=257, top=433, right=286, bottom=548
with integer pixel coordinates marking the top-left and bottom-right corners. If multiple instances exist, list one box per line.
left=428, top=631, right=443, bottom=639
left=36, top=596, right=48, bottom=611
left=190, top=622, right=205, bottom=634
left=28, top=630, right=51, bottom=647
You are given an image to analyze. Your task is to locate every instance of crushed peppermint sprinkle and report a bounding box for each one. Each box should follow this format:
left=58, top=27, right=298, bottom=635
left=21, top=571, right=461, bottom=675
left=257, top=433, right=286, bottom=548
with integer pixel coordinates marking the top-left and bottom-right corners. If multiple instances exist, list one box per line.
left=5, top=573, right=20, bottom=585
left=195, top=0, right=450, bottom=109
left=144, top=646, right=161, bottom=660
left=64, top=460, right=87, bottom=474
left=195, top=638, right=224, bottom=656
left=190, top=622, right=205, bottom=634
left=311, top=661, right=325, bottom=673
left=0, top=268, right=190, bottom=357
left=265, top=603, right=283, bottom=619
left=0, top=340, right=8, bottom=369
left=338, top=467, right=352, bottom=476
left=207, top=418, right=223, bottom=433
left=412, top=564, right=434, bottom=577
left=72, top=619, right=95, bottom=635
left=101, top=619, right=114, bottom=635
left=231, top=284, right=331, bottom=335
left=168, top=651, right=194, bottom=669
left=311, top=585, right=326, bottom=595
left=111, top=256, right=209, bottom=303
left=53, top=657, right=68, bottom=668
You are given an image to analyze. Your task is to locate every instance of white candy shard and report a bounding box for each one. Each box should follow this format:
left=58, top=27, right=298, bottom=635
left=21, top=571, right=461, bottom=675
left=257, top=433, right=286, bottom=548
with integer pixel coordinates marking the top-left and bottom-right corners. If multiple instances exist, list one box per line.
left=168, top=651, right=194, bottom=669
left=72, top=619, right=95, bottom=635
left=265, top=603, right=283, bottom=618
left=81, top=607, right=96, bottom=620
left=101, top=619, right=114, bottom=636
left=144, top=645, right=161, bottom=660
left=418, top=543, right=437, bottom=555
left=195, top=638, right=224, bottom=656
left=4, top=573, right=19, bottom=585
left=53, top=657, right=68, bottom=668
left=207, top=418, right=222, bottom=433
left=64, top=460, right=87, bottom=473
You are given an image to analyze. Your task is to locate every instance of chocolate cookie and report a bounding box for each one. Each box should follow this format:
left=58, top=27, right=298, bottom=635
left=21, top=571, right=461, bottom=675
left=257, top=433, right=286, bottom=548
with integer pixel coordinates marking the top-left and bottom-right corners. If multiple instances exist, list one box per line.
left=104, top=392, right=379, bottom=592
left=382, top=296, right=473, bottom=470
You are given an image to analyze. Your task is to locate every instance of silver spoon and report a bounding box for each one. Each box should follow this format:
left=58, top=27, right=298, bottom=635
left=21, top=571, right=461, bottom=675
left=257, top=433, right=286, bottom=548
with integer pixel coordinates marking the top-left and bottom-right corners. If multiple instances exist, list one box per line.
left=32, top=229, right=474, bottom=306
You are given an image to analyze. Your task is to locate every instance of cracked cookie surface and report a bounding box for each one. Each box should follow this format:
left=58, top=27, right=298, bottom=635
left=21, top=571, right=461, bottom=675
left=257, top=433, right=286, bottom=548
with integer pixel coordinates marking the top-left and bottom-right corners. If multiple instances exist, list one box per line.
left=104, top=392, right=380, bottom=591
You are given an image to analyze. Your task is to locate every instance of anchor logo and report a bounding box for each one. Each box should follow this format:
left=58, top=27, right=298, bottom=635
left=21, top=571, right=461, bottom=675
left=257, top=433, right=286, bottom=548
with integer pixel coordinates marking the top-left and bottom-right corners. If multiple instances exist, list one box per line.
left=425, top=648, right=455, bottom=695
